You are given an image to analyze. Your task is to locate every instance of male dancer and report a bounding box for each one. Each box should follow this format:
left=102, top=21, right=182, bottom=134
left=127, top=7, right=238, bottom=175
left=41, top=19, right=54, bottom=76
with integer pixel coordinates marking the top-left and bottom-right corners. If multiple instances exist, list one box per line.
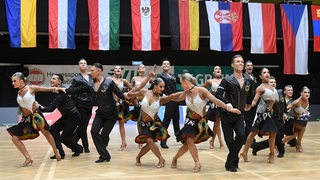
left=90, top=63, right=126, bottom=163
left=243, top=60, right=258, bottom=141
left=216, top=55, right=254, bottom=172
left=67, top=59, right=94, bottom=153
left=157, top=58, right=181, bottom=149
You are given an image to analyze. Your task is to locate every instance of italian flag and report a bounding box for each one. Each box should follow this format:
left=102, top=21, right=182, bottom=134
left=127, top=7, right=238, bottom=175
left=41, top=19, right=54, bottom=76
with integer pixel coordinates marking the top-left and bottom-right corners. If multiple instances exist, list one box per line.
left=131, top=0, right=160, bottom=51
left=88, top=0, right=120, bottom=50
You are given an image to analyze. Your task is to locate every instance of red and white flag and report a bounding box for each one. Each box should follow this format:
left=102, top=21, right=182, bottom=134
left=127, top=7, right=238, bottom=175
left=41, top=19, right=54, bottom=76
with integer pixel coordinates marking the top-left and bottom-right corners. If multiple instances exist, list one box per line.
left=248, top=3, right=276, bottom=54
left=131, top=0, right=160, bottom=51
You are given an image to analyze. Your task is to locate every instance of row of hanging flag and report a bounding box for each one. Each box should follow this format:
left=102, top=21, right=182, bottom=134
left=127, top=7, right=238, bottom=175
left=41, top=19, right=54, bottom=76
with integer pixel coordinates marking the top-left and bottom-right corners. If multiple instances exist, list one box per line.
left=3, top=0, right=320, bottom=74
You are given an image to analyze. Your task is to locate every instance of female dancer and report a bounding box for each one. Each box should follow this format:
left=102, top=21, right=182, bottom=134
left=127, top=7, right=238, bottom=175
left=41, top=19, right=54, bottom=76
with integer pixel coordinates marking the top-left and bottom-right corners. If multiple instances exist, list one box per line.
left=7, top=72, right=62, bottom=166
left=171, top=73, right=240, bottom=173
left=240, top=68, right=278, bottom=163
left=130, top=64, right=152, bottom=148
left=282, top=86, right=310, bottom=152
left=109, top=66, right=132, bottom=151
left=126, top=77, right=183, bottom=168
left=202, top=66, right=224, bottom=149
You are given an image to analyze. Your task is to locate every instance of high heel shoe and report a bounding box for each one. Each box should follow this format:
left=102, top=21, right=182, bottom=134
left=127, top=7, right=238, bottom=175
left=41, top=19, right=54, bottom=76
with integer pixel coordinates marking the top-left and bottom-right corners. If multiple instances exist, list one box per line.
left=240, top=152, right=248, bottom=162
left=54, top=150, right=61, bottom=161
left=119, top=143, right=127, bottom=151
left=138, top=144, right=144, bottom=149
left=192, top=163, right=201, bottom=173
left=157, top=159, right=165, bottom=168
left=209, top=139, right=214, bottom=149
left=22, top=158, right=33, bottom=167
left=171, top=157, right=177, bottom=168
left=296, top=145, right=303, bottom=152
left=268, top=153, right=275, bottom=163
left=136, top=156, right=142, bottom=166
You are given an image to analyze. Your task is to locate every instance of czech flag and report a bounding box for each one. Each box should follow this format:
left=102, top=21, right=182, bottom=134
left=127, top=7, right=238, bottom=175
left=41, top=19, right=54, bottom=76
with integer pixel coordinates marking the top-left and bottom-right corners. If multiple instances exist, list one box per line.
left=131, top=0, right=160, bottom=51
left=205, top=1, right=243, bottom=51
left=4, top=0, right=37, bottom=48
left=281, top=4, right=309, bottom=75
left=168, top=0, right=199, bottom=51
left=311, top=5, right=320, bottom=52
left=88, top=0, right=120, bottom=50
left=49, top=0, right=77, bottom=49
left=248, top=3, right=276, bottom=54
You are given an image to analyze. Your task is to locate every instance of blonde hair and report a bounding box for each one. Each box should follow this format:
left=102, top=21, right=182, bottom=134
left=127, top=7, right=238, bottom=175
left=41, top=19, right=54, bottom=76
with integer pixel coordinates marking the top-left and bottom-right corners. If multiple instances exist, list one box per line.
left=181, top=73, right=196, bottom=84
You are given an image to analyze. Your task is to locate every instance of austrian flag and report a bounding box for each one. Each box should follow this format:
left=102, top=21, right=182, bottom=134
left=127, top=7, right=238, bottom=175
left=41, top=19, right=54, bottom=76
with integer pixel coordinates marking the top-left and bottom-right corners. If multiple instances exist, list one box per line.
left=131, top=0, right=160, bottom=51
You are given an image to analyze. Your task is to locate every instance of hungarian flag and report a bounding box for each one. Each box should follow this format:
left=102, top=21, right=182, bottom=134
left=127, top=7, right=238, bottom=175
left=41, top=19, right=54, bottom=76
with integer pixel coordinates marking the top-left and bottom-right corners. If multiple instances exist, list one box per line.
left=248, top=3, right=276, bottom=54
left=131, top=0, right=160, bottom=51
left=4, top=0, right=37, bottom=48
left=49, top=0, right=77, bottom=49
left=88, top=0, right=120, bottom=50
left=205, top=1, right=243, bottom=51
left=168, top=0, right=199, bottom=51
left=281, top=4, right=309, bottom=75
left=311, top=5, right=320, bottom=52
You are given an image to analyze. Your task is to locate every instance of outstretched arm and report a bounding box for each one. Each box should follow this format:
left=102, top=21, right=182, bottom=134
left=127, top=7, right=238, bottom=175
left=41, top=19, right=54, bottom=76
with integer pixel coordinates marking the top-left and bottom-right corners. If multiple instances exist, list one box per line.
left=131, top=65, right=156, bottom=92
left=160, top=91, right=185, bottom=105
left=202, top=87, right=241, bottom=114
left=31, top=85, right=65, bottom=94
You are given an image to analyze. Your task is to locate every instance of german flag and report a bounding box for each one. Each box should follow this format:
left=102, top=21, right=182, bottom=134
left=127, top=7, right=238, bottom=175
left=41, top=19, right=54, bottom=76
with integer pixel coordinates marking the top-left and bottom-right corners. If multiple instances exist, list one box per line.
left=168, top=0, right=199, bottom=51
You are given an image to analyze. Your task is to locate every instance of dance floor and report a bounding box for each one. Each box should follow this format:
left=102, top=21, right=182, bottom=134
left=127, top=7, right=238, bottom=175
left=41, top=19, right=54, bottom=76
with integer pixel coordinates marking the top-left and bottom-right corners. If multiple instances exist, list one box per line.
left=1, top=121, right=320, bottom=180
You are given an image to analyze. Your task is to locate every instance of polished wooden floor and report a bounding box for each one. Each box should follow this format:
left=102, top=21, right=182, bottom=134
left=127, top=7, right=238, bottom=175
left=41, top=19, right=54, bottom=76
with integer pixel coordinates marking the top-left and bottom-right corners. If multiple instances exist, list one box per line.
left=1, top=121, right=320, bottom=180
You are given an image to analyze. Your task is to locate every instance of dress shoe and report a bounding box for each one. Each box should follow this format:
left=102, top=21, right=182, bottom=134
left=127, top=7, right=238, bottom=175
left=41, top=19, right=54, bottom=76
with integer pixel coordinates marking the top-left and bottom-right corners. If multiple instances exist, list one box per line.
left=252, top=147, right=257, bottom=156
left=160, top=142, right=169, bottom=149
left=50, top=155, right=65, bottom=159
left=226, top=167, right=237, bottom=172
left=84, top=148, right=90, bottom=153
left=72, top=149, right=83, bottom=157
left=277, top=153, right=284, bottom=158
left=95, top=157, right=110, bottom=163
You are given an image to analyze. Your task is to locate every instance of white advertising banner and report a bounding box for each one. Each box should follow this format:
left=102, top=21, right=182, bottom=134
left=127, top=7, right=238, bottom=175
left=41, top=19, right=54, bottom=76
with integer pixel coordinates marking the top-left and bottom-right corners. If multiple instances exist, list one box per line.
left=25, top=65, right=164, bottom=87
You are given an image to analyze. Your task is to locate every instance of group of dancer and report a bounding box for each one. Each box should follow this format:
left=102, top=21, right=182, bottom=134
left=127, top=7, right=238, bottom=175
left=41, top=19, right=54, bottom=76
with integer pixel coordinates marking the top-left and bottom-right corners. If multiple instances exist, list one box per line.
left=7, top=55, right=311, bottom=173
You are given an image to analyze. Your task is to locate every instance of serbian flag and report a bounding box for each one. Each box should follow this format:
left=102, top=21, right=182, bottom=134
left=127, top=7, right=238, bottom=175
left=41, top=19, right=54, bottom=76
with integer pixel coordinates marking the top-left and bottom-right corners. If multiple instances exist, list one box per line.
left=311, top=5, right=320, bottom=52
left=4, top=0, right=37, bottom=48
left=281, top=4, right=309, bottom=75
left=49, top=0, right=77, bottom=49
left=248, top=3, right=276, bottom=54
left=205, top=1, right=243, bottom=51
left=168, top=0, right=199, bottom=51
left=88, top=0, right=120, bottom=50
left=131, top=0, right=160, bottom=51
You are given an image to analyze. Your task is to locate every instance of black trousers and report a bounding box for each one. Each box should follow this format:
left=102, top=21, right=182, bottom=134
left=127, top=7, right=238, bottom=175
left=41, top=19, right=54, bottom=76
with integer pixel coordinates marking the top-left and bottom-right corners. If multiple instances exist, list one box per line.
left=73, top=105, right=92, bottom=150
left=91, top=111, right=117, bottom=160
left=244, top=107, right=256, bottom=141
left=161, top=101, right=180, bottom=143
left=252, top=120, right=285, bottom=155
left=221, top=112, right=245, bottom=169
left=50, top=110, right=82, bottom=157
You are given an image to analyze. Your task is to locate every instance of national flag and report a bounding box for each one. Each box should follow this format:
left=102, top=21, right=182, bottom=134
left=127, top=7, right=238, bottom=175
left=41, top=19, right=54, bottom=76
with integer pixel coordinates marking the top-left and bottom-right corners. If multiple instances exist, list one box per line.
left=168, top=0, right=199, bottom=51
left=281, top=4, right=309, bottom=75
left=248, top=3, right=276, bottom=54
left=131, top=0, right=160, bottom=51
left=88, top=0, right=120, bottom=50
left=205, top=1, right=243, bottom=51
left=49, top=0, right=77, bottom=49
left=4, top=0, right=37, bottom=48
left=311, top=5, right=320, bottom=52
